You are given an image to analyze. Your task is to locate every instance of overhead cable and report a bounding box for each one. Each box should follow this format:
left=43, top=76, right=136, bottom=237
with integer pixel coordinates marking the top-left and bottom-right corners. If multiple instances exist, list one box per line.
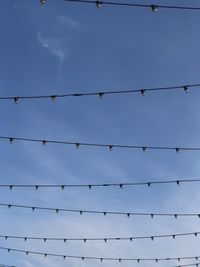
left=1, top=179, right=200, bottom=190
left=1, top=202, right=200, bottom=218
left=1, top=230, right=200, bottom=243
left=172, top=263, right=200, bottom=267
left=1, top=135, right=200, bottom=153
left=59, top=0, right=200, bottom=12
left=0, top=83, right=198, bottom=103
left=1, top=245, right=200, bottom=262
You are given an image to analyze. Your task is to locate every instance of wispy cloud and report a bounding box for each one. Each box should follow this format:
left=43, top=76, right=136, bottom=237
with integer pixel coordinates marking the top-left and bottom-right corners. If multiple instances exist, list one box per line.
left=37, top=32, right=67, bottom=63
left=37, top=16, right=79, bottom=81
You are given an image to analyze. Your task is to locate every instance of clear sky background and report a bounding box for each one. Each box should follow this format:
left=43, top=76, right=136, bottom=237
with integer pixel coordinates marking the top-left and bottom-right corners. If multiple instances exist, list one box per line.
left=1, top=0, right=200, bottom=267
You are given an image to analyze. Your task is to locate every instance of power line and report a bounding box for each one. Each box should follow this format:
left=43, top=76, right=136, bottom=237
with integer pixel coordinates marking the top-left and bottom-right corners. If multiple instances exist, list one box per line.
left=1, top=179, right=200, bottom=190
left=1, top=230, right=200, bottom=243
left=1, top=135, right=200, bottom=153
left=1, top=245, right=200, bottom=262
left=0, top=265, right=15, bottom=267
left=0, top=83, right=197, bottom=103
left=1, top=202, right=200, bottom=218
left=62, top=0, right=200, bottom=12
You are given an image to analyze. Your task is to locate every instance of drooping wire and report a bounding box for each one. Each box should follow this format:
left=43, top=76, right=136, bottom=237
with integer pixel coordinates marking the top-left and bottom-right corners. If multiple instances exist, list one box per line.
left=1, top=245, right=200, bottom=262
left=1, top=230, right=200, bottom=243
left=1, top=202, right=200, bottom=218
left=172, top=263, right=200, bottom=267
left=0, top=265, right=15, bottom=267
left=0, top=83, right=196, bottom=103
left=1, top=179, right=200, bottom=190
left=53, top=0, right=200, bottom=12
left=1, top=135, right=200, bottom=153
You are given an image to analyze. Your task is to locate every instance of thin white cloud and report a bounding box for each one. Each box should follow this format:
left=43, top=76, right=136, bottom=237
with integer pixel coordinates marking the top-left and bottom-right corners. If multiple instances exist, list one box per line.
left=58, top=16, right=79, bottom=29
left=37, top=32, right=67, bottom=63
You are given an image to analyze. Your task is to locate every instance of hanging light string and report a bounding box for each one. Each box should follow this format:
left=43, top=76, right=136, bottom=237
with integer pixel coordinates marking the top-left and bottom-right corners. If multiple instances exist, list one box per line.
left=1, top=135, right=200, bottom=153
left=1, top=202, right=200, bottom=218
left=1, top=179, right=200, bottom=190
left=0, top=265, right=15, bottom=267
left=0, top=83, right=198, bottom=103
left=173, top=263, right=200, bottom=267
left=1, top=230, right=200, bottom=243
left=46, top=0, right=200, bottom=12
left=1, top=245, right=200, bottom=262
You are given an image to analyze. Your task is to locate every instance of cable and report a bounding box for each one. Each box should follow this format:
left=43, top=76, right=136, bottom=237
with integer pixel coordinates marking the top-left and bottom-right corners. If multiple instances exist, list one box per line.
left=1, top=135, right=200, bottom=153
left=0, top=83, right=197, bottom=103
left=63, top=0, right=200, bottom=12
left=1, top=202, right=200, bottom=218
left=0, top=265, right=15, bottom=267
left=1, top=179, right=200, bottom=190
left=173, top=263, right=200, bottom=267
left=1, top=231, right=200, bottom=243
left=1, top=245, right=200, bottom=262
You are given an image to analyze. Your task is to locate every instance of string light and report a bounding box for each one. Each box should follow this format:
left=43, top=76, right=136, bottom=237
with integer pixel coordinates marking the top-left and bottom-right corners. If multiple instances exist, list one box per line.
left=63, top=0, right=200, bottom=12
left=0, top=265, right=15, bottom=267
left=172, top=263, right=200, bottom=267
left=0, top=231, right=200, bottom=243
left=1, top=178, right=200, bottom=190
left=1, top=245, right=200, bottom=262
left=1, top=83, right=200, bottom=103
left=1, top=202, right=200, bottom=218
left=1, top=135, right=200, bottom=153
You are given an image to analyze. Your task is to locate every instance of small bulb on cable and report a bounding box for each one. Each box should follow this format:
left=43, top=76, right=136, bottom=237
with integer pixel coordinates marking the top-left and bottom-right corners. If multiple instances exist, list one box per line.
left=98, top=92, right=104, bottom=98
left=151, top=5, right=158, bottom=12
left=183, top=85, right=189, bottom=93
left=13, top=97, right=19, bottom=104
left=96, top=1, right=102, bottom=8
left=40, top=0, right=46, bottom=4
left=76, top=143, right=80, bottom=149
left=140, top=89, right=145, bottom=96
left=175, top=148, right=180, bottom=153
left=142, top=147, right=147, bottom=153
left=109, top=145, right=113, bottom=151
left=51, top=95, right=56, bottom=101
left=9, top=138, right=13, bottom=144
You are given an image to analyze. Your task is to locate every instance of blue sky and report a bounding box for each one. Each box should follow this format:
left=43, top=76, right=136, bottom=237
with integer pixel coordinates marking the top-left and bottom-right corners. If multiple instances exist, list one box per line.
left=1, top=0, right=200, bottom=266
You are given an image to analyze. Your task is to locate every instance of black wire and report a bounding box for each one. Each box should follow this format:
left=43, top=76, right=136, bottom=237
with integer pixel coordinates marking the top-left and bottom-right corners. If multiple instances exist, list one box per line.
left=173, top=263, right=200, bottom=267
left=1, top=135, right=200, bottom=152
left=1, top=231, right=200, bottom=242
left=0, top=83, right=197, bottom=102
left=1, top=179, right=200, bottom=190
left=63, top=0, right=200, bottom=11
left=1, top=202, right=200, bottom=218
left=0, top=265, right=15, bottom=267
left=1, top=245, right=200, bottom=262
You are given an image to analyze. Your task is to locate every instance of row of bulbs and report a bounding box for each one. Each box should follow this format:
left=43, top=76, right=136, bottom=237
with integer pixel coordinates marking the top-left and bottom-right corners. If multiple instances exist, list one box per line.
left=39, top=0, right=159, bottom=12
